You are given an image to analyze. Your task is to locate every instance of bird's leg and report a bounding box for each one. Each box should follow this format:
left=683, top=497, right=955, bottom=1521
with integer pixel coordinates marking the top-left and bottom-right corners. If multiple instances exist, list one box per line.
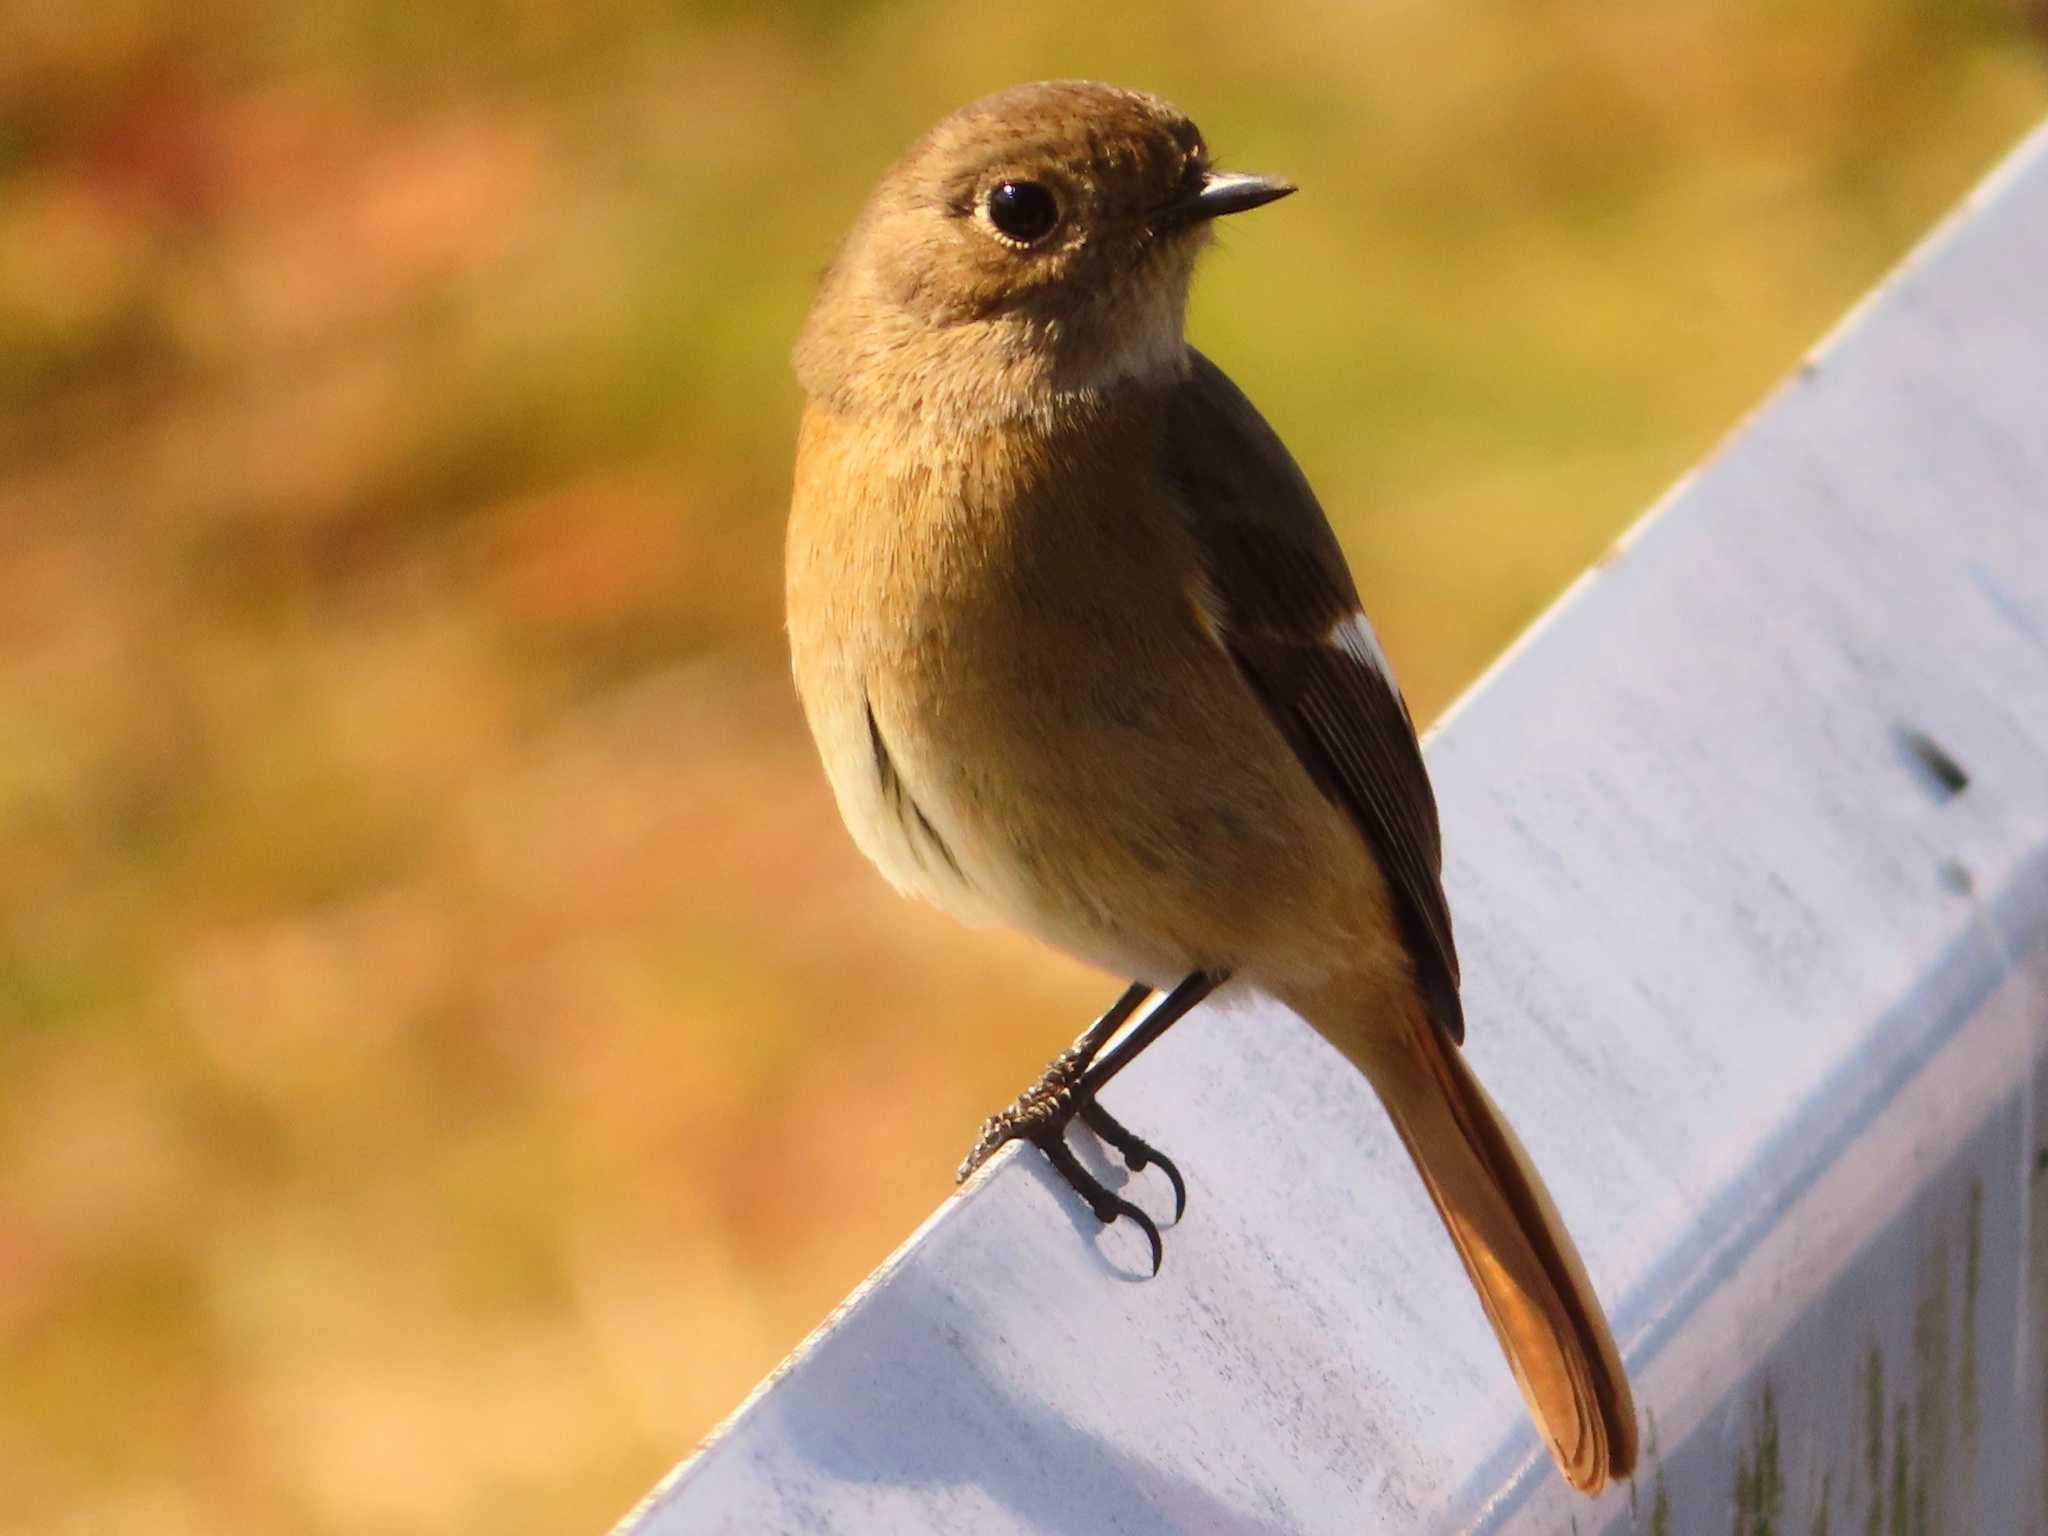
left=1068, top=970, right=1226, bottom=1100
left=956, top=970, right=1225, bottom=1274
left=956, top=981, right=1150, bottom=1184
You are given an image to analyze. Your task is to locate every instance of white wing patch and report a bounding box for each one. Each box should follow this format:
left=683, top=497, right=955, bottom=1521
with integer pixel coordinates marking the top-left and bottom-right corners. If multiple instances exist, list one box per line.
left=1188, top=571, right=1229, bottom=650
left=1325, top=609, right=1395, bottom=684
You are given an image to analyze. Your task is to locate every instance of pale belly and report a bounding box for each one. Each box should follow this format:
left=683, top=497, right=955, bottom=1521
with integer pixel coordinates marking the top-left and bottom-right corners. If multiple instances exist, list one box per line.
left=791, top=583, right=1388, bottom=993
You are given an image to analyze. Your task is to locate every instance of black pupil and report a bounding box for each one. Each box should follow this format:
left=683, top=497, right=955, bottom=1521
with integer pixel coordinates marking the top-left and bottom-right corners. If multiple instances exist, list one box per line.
left=987, top=181, right=1058, bottom=243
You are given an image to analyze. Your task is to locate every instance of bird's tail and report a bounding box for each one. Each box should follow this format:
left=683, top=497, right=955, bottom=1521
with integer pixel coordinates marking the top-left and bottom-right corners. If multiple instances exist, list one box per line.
left=1343, top=1004, right=1636, bottom=1492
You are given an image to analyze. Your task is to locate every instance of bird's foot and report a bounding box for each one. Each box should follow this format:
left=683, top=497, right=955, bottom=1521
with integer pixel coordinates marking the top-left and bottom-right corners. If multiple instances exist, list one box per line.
left=1078, top=1100, right=1186, bottom=1224
left=955, top=1039, right=1094, bottom=1185
left=1033, top=1126, right=1167, bottom=1276
left=956, top=1043, right=1183, bottom=1276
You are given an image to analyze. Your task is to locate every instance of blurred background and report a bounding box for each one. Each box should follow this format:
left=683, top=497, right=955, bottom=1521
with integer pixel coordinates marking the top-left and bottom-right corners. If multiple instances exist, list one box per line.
left=2, top=1, right=2044, bottom=1531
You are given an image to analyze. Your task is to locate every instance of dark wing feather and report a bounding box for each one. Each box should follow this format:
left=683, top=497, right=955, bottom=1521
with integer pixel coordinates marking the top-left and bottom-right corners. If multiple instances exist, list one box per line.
left=1167, top=351, right=1464, bottom=1042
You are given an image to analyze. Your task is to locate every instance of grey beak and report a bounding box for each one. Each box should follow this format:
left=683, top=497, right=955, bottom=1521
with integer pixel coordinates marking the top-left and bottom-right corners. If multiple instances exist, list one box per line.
left=1181, top=170, right=1296, bottom=222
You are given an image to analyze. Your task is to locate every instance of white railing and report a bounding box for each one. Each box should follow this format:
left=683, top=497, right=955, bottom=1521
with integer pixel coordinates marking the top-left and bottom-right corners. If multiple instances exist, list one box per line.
left=624, top=119, right=2048, bottom=1535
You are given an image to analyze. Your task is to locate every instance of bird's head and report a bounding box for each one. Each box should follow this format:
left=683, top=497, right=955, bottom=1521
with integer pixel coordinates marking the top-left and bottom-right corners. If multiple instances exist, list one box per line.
left=796, top=81, right=1292, bottom=421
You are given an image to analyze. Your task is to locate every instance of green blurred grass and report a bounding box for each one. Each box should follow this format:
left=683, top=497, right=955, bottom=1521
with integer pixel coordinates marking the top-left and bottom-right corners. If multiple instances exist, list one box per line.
left=1, top=3, right=2044, bottom=1531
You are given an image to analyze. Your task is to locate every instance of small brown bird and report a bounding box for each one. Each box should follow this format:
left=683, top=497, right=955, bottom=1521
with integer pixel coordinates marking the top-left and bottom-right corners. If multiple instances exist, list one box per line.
left=785, top=80, right=1636, bottom=1492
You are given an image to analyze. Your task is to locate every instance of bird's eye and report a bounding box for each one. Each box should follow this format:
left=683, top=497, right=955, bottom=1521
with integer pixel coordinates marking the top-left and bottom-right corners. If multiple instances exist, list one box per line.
left=984, top=180, right=1060, bottom=245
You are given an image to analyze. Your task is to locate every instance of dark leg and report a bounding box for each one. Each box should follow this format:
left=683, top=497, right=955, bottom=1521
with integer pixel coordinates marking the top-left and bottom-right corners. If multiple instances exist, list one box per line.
left=956, top=970, right=1226, bottom=1274
left=1061, top=966, right=1232, bottom=1222
left=955, top=981, right=1151, bottom=1184
left=1072, top=971, right=1224, bottom=1101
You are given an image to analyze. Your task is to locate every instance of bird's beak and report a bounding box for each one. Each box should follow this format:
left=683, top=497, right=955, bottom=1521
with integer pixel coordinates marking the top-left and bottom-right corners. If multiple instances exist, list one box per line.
left=1170, top=170, right=1297, bottom=225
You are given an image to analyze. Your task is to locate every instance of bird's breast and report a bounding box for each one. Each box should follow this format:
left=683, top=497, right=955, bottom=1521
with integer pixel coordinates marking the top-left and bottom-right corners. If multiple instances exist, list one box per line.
left=786, top=400, right=1378, bottom=985
left=786, top=404, right=1043, bottom=923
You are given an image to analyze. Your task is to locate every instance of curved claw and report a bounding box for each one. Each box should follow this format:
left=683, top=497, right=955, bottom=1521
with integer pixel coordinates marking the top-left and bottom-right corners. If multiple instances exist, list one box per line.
left=1149, top=1147, right=1188, bottom=1225
left=1103, top=1193, right=1164, bottom=1278
left=1077, top=1101, right=1188, bottom=1225
left=1036, top=1131, right=1165, bottom=1276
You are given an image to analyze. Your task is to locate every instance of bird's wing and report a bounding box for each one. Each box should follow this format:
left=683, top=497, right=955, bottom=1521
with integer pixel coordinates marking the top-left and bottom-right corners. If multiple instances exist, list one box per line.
left=1166, top=349, right=1463, bottom=1041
